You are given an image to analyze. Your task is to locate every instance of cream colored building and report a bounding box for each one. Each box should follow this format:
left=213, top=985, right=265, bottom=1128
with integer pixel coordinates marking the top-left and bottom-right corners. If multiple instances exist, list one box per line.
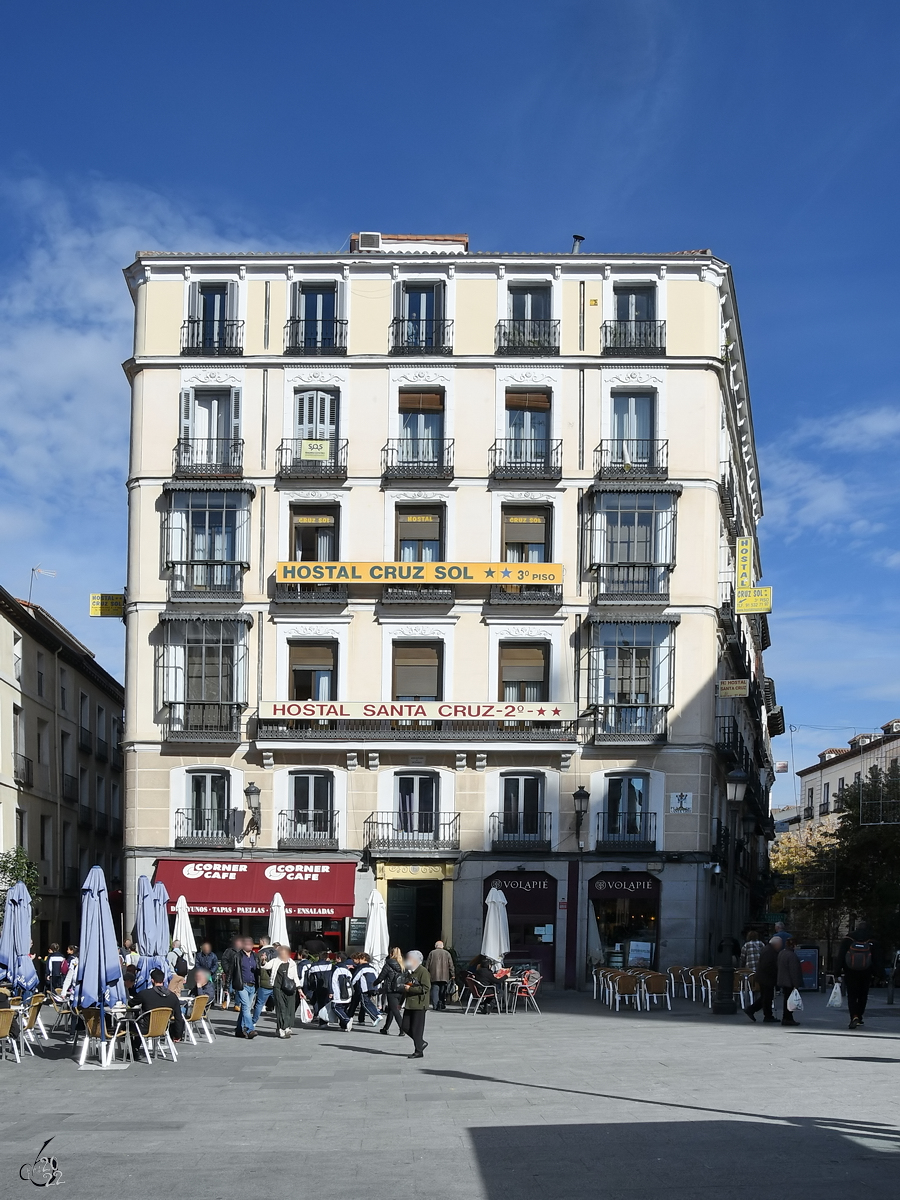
left=0, top=586, right=124, bottom=949
left=791, top=719, right=900, bottom=830
left=122, top=232, right=778, bottom=980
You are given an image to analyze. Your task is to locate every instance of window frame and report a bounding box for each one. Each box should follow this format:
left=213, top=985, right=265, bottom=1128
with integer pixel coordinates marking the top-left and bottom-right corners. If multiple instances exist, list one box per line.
left=395, top=504, right=445, bottom=562
left=395, top=771, right=440, bottom=834
left=159, top=619, right=249, bottom=707
left=291, top=505, right=339, bottom=562
left=289, top=641, right=338, bottom=703
left=587, top=622, right=675, bottom=708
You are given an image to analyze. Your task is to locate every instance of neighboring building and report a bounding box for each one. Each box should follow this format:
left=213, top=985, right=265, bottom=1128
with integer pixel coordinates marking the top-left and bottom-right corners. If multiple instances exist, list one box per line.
left=795, top=720, right=900, bottom=827
left=121, top=232, right=778, bottom=980
left=0, top=587, right=125, bottom=950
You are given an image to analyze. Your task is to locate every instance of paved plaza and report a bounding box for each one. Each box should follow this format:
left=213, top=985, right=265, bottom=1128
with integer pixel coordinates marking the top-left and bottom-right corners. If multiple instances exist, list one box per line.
left=2, top=990, right=899, bottom=1199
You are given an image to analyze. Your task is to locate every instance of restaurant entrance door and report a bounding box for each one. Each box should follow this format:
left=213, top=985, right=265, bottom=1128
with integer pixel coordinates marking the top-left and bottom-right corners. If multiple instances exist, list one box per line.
left=589, top=871, right=661, bottom=969
left=387, top=880, right=443, bottom=952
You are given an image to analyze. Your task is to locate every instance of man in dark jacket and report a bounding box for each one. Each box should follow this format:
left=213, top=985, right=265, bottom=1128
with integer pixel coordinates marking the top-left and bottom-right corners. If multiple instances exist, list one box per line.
left=135, top=968, right=185, bottom=1041
left=194, top=941, right=219, bottom=980
left=400, top=950, right=431, bottom=1059
left=838, top=927, right=876, bottom=1029
left=745, top=935, right=781, bottom=1023
left=224, top=937, right=259, bottom=1039
left=777, top=939, right=804, bottom=1026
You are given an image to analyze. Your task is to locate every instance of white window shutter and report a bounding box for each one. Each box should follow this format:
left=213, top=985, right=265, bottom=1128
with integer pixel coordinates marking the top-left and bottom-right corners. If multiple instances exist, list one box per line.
left=165, top=500, right=188, bottom=567
left=230, top=388, right=242, bottom=442
left=235, top=497, right=251, bottom=567
left=226, top=281, right=239, bottom=322
left=162, top=637, right=186, bottom=704
left=180, top=390, right=192, bottom=442
left=233, top=625, right=249, bottom=705
left=187, top=282, right=200, bottom=319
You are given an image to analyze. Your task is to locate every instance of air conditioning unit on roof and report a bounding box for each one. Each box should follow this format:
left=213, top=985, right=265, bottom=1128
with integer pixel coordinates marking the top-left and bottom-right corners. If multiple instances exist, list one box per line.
left=358, top=232, right=382, bottom=251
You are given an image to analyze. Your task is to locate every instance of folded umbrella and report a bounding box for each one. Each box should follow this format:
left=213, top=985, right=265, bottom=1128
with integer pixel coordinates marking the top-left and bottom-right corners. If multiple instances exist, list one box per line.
left=268, top=892, right=289, bottom=948
left=135, top=874, right=167, bottom=989
left=173, top=896, right=197, bottom=968
left=481, top=887, right=510, bottom=967
left=364, top=888, right=389, bottom=973
left=73, top=866, right=126, bottom=1011
left=0, top=881, right=39, bottom=996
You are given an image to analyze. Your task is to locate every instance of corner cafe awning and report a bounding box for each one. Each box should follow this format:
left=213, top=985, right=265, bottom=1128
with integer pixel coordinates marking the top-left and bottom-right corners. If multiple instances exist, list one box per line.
left=153, top=859, right=356, bottom=918
left=276, top=561, right=562, bottom=585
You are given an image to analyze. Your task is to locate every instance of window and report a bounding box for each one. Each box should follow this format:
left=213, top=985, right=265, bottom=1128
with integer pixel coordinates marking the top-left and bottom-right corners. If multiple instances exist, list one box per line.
left=854, top=772, right=861, bottom=784
left=160, top=619, right=249, bottom=726
left=820, top=782, right=831, bottom=815
left=396, top=772, right=438, bottom=834
left=36, top=651, right=44, bottom=696
left=400, top=284, right=444, bottom=349
left=397, top=506, right=443, bottom=562
left=166, top=490, right=250, bottom=594
left=60, top=731, right=71, bottom=773
left=37, top=720, right=48, bottom=765
left=96, top=706, right=106, bottom=742
left=393, top=643, right=442, bottom=701
left=79, top=693, right=90, bottom=729
left=292, top=507, right=338, bottom=561
left=589, top=622, right=673, bottom=737
left=179, top=387, right=241, bottom=465
left=505, top=391, right=550, bottom=464
left=398, top=391, right=444, bottom=463
left=837, top=776, right=844, bottom=791
left=499, top=644, right=548, bottom=704
left=591, top=492, right=675, bottom=595
left=16, top=809, right=26, bottom=849
left=291, top=284, right=339, bottom=349
left=295, top=389, right=338, bottom=443
left=59, top=668, right=68, bottom=711
left=291, top=771, right=333, bottom=831
left=13, top=705, right=24, bottom=756
left=79, top=767, right=89, bottom=804
left=40, top=815, right=52, bottom=864
left=111, top=781, right=121, bottom=820
left=502, top=507, right=550, bottom=564
left=501, top=774, right=544, bottom=836
left=290, top=643, right=336, bottom=702
left=614, top=286, right=655, bottom=322
left=611, top=392, right=656, bottom=465
left=607, top=774, right=650, bottom=837
left=96, top=776, right=106, bottom=815
left=187, top=770, right=230, bottom=835
left=508, top=285, right=551, bottom=322
left=13, top=632, right=22, bottom=681
left=807, top=787, right=814, bottom=804
left=187, top=281, right=238, bottom=352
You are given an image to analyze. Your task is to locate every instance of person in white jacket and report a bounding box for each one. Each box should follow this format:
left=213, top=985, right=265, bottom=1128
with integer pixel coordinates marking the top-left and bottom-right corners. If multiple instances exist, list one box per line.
left=268, top=946, right=302, bottom=1038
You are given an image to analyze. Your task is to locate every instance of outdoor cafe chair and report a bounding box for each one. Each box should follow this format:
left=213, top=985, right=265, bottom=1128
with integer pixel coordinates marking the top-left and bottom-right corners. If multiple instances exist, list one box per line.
left=666, top=966, right=687, bottom=999
left=611, top=972, right=641, bottom=1012
left=687, top=966, right=709, bottom=1002
left=509, top=970, right=542, bottom=1014
left=464, top=974, right=499, bottom=1015
left=183, top=995, right=215, bottom=1044
left=77, top=1008, right=115, bottom=1067
left=641, top=973, right=672, bottom=1011
left=46, top=991, right=75, bottom=1036
left=21, top=995, right=49, bottom=1055
left=0, top=1007, right=21, bottom=1064
left=136, top=1006, right=179, bottom=1064
left=701, top=968, right=720, bottom=1008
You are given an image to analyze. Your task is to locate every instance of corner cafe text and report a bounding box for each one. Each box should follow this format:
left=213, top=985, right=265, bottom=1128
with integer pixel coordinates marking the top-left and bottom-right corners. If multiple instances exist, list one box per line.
left=259, top=700, right=578, bottom=721
left=276, top=561, right=563, bottom=585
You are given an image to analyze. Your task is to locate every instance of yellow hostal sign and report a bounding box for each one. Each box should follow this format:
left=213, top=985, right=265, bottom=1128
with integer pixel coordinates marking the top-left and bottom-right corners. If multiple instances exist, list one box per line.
left=89, top=593, right=125, bottom=617
left=735, top=587, right=772, bottom=614
left=736, top=537, right=753, bottom=589
left=276, top=561, right=563, bottom=584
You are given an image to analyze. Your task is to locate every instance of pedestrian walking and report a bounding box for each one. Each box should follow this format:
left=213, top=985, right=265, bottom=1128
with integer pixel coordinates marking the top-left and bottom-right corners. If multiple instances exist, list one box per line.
left=253, top=936, right=278, bottom=1026
left=777, top=938, right=804, bottom=1026
left=376, top=946, right=405, bottom=1035
left=219, top=934, right=242, bottom=1009
left=425, top=940, right=455, bottom=1010
left=167, top=940, right=189, bottom=994
left=226, top=936, right=260, bottom=1039
left=745, top=935, right=781, bottom=1022
left=269, top=945, right=301, bottom=1038
left=330, top=954, right=356, bottom=1031
left=400, top=950, right=431, bottom=1059
left=838, top=926, right=876, bottom=1029
left=346, top=953, right=381, bottom=1027
left=306, top=953, right=336, bottom=1026
left=740, top=929, right=766, bottom=972
left=60, top=946, right=79, bottom=998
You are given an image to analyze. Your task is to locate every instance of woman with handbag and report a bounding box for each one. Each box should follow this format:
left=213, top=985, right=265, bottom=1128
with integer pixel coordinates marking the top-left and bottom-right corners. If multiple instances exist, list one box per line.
left=376, top=946, right=406, bottom=1035
left=270, top=945, right=301, bottom=1038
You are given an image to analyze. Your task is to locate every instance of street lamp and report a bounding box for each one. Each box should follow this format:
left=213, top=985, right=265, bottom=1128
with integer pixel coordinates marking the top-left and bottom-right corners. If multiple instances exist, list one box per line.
left=244, top=781, right=261, bottom=838
left=726, top=767, right=749, bottom=806
left=713, top=768, right=750, bottom=1016
left=572, top=785, right=590, bottom=841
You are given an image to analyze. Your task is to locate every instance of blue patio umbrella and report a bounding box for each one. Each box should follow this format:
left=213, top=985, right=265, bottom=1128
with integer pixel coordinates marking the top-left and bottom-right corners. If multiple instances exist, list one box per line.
left=73, top=867, right=126, bottom=1012
left=135, top=874, right=168, bottom=990
left=0, top=882, right=38, bottom=997
left=152, top=880, right=172, bottom=958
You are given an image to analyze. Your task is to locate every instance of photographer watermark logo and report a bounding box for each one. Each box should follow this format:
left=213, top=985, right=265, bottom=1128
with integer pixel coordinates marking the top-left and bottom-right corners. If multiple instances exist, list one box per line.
left=19, top=1139, right=63, bottom=1187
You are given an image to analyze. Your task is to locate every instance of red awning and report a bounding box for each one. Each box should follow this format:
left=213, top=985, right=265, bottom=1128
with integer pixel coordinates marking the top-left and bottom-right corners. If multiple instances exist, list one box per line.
left=153, top=859, right=357, bottom=918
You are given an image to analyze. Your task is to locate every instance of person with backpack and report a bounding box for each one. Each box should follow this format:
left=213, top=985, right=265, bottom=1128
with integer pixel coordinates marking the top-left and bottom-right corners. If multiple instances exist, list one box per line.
left=838, top=926, right=876, bottom=1029
left=268, top=945, right=301, bottom=1038
left=346, top=952, right=381, bottom=1028
left=330, top=954, right=356, bottom=1031
left=305, top=953, right=336, bottom=1026
left=252, top=937, right=278, bottom=1026
left=45, top=944, right=66, bottom=993
left=376, top=947, right=405, bottom=1035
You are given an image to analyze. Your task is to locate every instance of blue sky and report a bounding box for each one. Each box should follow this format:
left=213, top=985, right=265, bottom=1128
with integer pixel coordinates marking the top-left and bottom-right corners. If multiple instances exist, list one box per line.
left=0, top=0, right=897, bottom=804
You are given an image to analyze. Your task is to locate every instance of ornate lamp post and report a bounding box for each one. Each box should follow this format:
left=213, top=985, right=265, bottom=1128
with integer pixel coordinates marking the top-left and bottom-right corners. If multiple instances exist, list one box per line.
left=572, top=785, right=590, bottom=843
left=712, top=768, right=749, bottom=1015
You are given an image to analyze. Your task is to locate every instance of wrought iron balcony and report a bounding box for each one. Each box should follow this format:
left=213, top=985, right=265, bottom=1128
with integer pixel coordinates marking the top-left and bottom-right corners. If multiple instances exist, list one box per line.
left=173, top=438, right=244, bottom=478
left=593, top=565, right=670, bottom=603
left=489, top=585, right=562, bottom=606
left=592, top=705, right=668, bottom=743
left=381, top=439, right=454, bottom=481
left=276, top=438, right=348, bottom=480
left=278, top=809, right=339, bottom=850
left=364, top=813, right=460, bottom=852
left=495, top=319, right=560, bottom=355
left=95, top=736, right=109, bottom=763
left=181, top=317, right=244, bottom=356
left=78, top=726, right=93, bottom=754
left=594, top=439, right=668, bottom=479
left=13, top=753, right=33, bottom=787
left=595, top=809, right=657, bottom=852
left=489, top=438, right=562, bottom=480
left=274, top=582, right=349, bottom=604
left=78, top=803, right=92, bottom=829
left=256, top=718, right=577, bottom=744
left=600, top=320, right=666, bottom=356
left=382, top=585, right=455, bottom=605
left=169, top=563, right=244, bottom=602
left=62, top=773, right=79, bottom=803
left=490, top=811, right=552, bottom=852
left=163, top=702, right=244, bottom=742
left=95, top=810, right=109, bottom=834
left=111, top=746, right=124, bottom=771
left=174, top=808, right=235, bottom=849
left=803, top=806, right=814, bottom=821
left=284, top=317, right=348, bottom=355
left=389, top=318, right=453, bottom=355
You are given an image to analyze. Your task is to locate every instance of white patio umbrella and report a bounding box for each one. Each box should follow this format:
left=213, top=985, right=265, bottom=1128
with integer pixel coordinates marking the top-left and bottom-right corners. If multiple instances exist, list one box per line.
left=268, top=892, right=290, bottom=947
left=364, top=888, right=390, bottom=972
left=172, top=895, right=197, bottom=968
left=481, top=887, right=510, bottom=967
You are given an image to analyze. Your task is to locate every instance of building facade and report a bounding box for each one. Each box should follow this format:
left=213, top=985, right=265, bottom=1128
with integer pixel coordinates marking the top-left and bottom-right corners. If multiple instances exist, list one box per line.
left=790, top=719, right=900, bottom=831
left=0, top=587, right=124, bottom=950
left=122, top=232, right=778, bottom=980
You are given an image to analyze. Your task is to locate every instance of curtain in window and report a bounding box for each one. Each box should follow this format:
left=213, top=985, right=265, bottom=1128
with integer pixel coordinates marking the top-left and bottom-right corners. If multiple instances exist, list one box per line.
left=293, top=773, right=332, bottom=832
left=589, top=623, right=674, bottom=708
left=503, top=775, right=542, bottom=836
left=608, top=775, right=646, bottom=836
left=398, top=774, right=436, bottom=835
left=190, top=772, right=229, bottom=834
left=162, top=621, right=247, bottom=706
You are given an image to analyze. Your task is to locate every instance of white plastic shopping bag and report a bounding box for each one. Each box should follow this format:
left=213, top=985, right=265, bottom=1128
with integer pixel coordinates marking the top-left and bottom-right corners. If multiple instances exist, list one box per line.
left=787, top=988, right=804, bottom=1012
left=298, top=996, right=314, bottom=1024
left=827, top=981, right=843, bottom=1009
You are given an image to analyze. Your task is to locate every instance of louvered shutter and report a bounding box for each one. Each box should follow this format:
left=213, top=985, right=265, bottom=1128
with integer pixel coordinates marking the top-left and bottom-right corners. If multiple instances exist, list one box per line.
left=226, top=281, right=239, bottom=322
left=187, top=282, right=200, bottom=319
left=230, top=388, right=242, bottom=442
left=393, top=644, right=440, bottom=697
left=180, top=390, right=193, bottom=442
left=234, top=496, right=251, bottom=567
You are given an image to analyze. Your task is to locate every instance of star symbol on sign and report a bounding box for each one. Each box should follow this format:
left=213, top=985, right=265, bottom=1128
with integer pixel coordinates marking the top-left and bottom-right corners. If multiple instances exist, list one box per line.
left=484, top=568, right=495, bottom=578
left=537, top=707, right=546, bottom=715
left=552, top=707, right=561, bottom=716
left=501, top=568, right=512, bottom=578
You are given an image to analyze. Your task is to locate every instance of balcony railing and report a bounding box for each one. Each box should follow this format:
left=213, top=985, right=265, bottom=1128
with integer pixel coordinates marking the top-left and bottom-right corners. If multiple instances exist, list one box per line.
left=164, top=702, right=244, bottom=742
left=274, top=583, right=349, bottom=604
left=600, top=320, right=666, bottom=356
left=256, top=719, right=577, bottom=743
left=381, top=439, right=454, bottom=481
left=62, top=774, right=79, bottom=803
left=181, top=317, right=244, bottom=356
left=78, top=726, right=93, bottom=754
left=284, top=317, right=348, bottom=356
left=594, top=439, right=668, bottom=479
left=173, top=438, right=244, bottom=478
left=111, top=746, right=124, bottom=771
left=803, top=806, right=814, bottom=821
left=489, top=585, right=562, bottom=606
left=495, top=319, right=560, bottom=355
left=276, top=438, right=348, bottom=481
left=13, top=753, right=33, bottom=787
left=489, top=439, right=562, bottom=480
left=593, top=705, right=668, bottom=743
left=593, top=565, right=670, bottom=602
left=95, top=736, right=109, bottom=762
left=382, top=585, right=455, bottom=605
left=364, top=813, right=460, bottom=851
left=389, top=318, right=453, bottom=355
left=596, top=809, right=657, bottom=852
left=78, top=804, right=92, bottom=829
left=174, top=808, right=235, bottom=849
left=277, top=809, right=339, bottom=850
left=490, top=811, right=552, bottom=852
left=95, top=810, right=109, bottom=834
left=169, top=563, right=244, bottom=602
